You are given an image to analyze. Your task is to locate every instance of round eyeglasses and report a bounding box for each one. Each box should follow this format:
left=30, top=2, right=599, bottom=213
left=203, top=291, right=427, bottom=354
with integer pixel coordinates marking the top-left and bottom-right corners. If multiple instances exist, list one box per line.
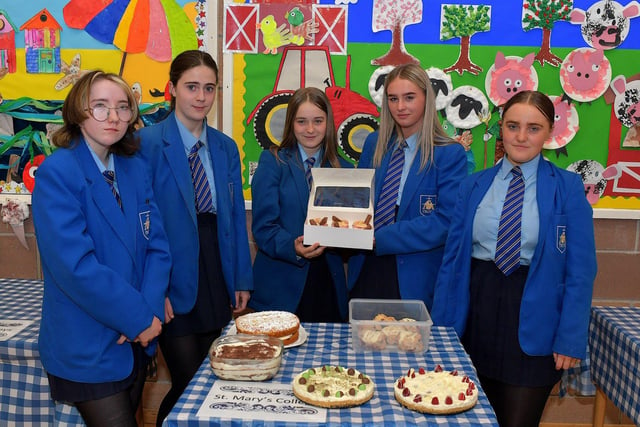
left=86, top=105, right=133, bottom=122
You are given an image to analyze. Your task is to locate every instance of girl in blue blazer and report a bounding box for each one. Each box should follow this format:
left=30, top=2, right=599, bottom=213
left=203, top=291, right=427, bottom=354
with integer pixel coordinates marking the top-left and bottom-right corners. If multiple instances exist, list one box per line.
left=348, top=64, right=467, bottom=310
left=137, top=51, right=253, bottom=426
left=251, top=87, right=351, bottom=322
left=432, top=91, right=597, bottom=427
left=32, top=71, right=171, bottom=426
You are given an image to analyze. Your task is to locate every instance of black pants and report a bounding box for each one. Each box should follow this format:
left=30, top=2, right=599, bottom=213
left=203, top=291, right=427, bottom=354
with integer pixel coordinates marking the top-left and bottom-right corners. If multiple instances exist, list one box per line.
left=156, top=213, right=230, bottom=426
left=155, top=330, right=220, bottom=426
left=479, top=374, right=554, bottom=427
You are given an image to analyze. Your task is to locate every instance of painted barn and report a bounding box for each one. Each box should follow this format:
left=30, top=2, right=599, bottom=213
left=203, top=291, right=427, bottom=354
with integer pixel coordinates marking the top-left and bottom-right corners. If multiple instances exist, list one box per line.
left=0, top=10, right=17, bottom=74
left=19, top=8, right=61, bottom=73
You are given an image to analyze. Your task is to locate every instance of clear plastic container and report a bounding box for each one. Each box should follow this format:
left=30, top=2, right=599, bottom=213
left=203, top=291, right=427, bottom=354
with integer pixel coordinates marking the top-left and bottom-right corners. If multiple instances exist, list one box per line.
left=209, top=333, right=283, bottom=381
left=349, top=299, right=433, bottom=353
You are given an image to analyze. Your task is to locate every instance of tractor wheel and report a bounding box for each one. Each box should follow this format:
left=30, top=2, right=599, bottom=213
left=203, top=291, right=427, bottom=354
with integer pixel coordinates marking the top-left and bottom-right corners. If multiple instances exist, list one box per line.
left=338, top=114, right=379, bottom=162
left=253, top=93, right=292, bottom=150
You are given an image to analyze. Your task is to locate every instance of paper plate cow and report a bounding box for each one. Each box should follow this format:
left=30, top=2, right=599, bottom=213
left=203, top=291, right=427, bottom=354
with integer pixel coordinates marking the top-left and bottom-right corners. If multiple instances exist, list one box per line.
left=570, top=0, right=640, bottom=49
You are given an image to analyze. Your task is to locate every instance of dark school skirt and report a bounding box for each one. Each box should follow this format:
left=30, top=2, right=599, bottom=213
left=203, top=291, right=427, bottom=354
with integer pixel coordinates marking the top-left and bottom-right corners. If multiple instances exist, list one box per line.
left=163, top=213, right=232, bottom=337
left=348, top=253, right=401, bottom=300
left=295, top=253, right=344, bottom=323
left=461, top=258, right=562, bottom=388
left=48, top=343, right=147, bottom=402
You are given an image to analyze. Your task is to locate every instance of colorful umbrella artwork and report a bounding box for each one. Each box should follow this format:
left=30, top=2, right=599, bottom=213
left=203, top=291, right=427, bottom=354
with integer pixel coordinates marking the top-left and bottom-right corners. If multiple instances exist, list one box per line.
left=63, top=0, right=198, bottom=75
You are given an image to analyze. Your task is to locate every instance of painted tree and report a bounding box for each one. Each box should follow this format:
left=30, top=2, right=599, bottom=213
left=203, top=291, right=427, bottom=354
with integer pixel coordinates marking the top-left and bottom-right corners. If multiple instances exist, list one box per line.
left=441, top=4, right=491, bottom=76
left=522, top=0, right=573, bottom=67
left=371, top=0, right=422, bottom=66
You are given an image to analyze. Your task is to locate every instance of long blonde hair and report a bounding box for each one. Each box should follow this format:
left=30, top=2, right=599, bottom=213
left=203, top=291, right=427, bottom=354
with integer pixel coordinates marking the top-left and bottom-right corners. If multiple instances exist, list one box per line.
left=372, top=64, right=456, bottom=171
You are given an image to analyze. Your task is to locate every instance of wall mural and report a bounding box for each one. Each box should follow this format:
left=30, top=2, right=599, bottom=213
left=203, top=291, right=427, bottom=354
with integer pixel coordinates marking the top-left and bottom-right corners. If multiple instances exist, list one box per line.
left=1, top=0, right=639, bottom=220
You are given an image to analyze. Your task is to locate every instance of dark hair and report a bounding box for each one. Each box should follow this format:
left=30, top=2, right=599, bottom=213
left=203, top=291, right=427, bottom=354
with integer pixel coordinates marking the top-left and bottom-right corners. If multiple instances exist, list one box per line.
left=52, top=70, right=140, bottom=156
left=501, top=90, right=555, bottom=128
left=274, top=87, right=342, bottom=168
left=169, top=50, right=218, bottom=110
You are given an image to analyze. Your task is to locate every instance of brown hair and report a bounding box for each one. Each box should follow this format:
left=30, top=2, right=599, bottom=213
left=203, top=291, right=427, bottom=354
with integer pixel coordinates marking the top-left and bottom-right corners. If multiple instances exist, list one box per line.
left=52, top=70, right=140, bottom=156
left=274, top=87, right=342, bottom=168
left=501, top=90, right=555, bottom=128
left=169, top=50, right=218, bottom=111
left=373, top=64, right=456, bottom=171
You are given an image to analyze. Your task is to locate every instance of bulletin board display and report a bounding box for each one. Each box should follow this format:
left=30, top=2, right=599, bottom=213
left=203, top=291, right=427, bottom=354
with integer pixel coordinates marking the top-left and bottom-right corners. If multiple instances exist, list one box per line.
left=0, top=0, right=206, bottom=197
left=225, top=0, right=640, bottom=214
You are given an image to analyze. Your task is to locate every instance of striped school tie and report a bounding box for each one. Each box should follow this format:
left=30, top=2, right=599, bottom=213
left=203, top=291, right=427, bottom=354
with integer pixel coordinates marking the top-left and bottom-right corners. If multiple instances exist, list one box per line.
left=102, top=170, right=122, bottom=209
left=305, top=157, right=315, bottom=190
left=188, top=141, right=214, bottom=213
left=495, top=166, right=525, bottom=276
left=375, top=140, right=408, bottom=228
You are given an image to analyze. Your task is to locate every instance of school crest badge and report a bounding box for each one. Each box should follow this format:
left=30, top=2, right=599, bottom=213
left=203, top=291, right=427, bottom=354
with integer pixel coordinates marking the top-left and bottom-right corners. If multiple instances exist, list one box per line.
left=139, top=211, right=151, bottom=240
left=420, top=195, right=437, bottom=215
left=556, top=226, right=567, bottom=253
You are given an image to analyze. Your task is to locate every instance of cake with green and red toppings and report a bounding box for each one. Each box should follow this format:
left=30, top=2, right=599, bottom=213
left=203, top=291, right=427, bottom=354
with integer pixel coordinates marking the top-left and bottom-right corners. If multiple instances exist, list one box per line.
left=292, top=365, right=375, bottom=408
left=393, top=365, right=478, bottom=414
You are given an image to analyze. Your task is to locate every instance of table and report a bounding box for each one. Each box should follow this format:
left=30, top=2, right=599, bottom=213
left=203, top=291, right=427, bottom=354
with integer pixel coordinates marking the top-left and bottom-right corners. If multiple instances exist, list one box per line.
left=0, top=278, right=84, bottom=426
left=163, top=322, right=498, bottom=426
left=589, top=306, right=640, bottom=427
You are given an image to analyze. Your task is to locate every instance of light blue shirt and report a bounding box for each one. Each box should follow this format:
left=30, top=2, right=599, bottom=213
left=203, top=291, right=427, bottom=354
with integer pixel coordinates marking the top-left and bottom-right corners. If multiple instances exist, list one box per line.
left=86, top=140, right=118, bottom=193
left=298, top=145, right=322, bottom=167
left=397, top=133, right=419, bottom=205
left=471, top=154, right=540, bottom=265
left=175, top=116, right=217, bottom=212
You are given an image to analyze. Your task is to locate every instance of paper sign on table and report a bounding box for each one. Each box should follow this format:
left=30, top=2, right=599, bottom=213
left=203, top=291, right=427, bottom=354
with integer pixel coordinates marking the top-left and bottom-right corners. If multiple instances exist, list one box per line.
left=196, top=381, right=326, bottom=423
left=0, top=319, right=32, bottom=341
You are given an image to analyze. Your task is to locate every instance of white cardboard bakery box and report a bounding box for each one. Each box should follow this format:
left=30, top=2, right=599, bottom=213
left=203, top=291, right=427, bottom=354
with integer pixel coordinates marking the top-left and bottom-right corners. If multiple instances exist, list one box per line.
left=303, top=168, right=375, bottom=250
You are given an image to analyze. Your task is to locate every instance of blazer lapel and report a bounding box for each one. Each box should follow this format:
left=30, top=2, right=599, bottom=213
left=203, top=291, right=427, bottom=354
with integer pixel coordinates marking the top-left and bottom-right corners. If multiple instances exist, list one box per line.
left=284, top=148, right=310, bottom=208
left=74, top=142, right=134, bottom=261
left=397, top=153, right=422, bottom=219
left=161, top=114, right=197, bottom=225
left=529, top=158, right=556, bottom=273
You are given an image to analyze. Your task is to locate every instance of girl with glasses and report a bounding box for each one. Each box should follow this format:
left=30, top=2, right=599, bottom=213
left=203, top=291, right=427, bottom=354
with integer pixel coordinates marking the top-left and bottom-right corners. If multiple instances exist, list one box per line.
left=32, top=70, right=171, bottom=426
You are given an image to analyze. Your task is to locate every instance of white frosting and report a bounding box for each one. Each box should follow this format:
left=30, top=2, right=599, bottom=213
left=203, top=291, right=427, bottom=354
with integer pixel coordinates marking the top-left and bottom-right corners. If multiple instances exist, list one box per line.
left=395, top=368, right=478, bottom=412
left=235, top=311, right=299, bottom=335
left=293, top=366, right=374, bottom=404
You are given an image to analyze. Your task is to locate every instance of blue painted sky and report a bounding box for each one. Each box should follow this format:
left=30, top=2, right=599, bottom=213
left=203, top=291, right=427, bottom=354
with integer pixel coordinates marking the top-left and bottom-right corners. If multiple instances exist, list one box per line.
left=3, top=0, right=639, bottom=50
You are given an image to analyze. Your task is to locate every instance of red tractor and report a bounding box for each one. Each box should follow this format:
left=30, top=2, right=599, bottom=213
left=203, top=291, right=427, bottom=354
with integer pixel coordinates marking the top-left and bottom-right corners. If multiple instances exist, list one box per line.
left=246, top=45, right=379, bottom=161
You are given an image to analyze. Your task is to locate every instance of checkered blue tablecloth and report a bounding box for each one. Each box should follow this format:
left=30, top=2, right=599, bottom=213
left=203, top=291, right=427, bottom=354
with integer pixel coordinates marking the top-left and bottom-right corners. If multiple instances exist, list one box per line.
left=163, top=322, right=498, bottom=426
left=589, top=306, right=640, bottom=425
left=0, top=278, right=84, bottom=426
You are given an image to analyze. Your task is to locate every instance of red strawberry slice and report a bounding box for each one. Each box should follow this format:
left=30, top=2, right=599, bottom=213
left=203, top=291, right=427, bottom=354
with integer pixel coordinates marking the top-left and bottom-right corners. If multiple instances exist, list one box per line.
left=434, top=364, right=443, bottom=372
left=402, top=387, right=411, bottom=397
left=431, top=397, right=439, bottom=405
left=445, top=396, right=453, bottom=405
left=458, top=392, right=466, bottom=400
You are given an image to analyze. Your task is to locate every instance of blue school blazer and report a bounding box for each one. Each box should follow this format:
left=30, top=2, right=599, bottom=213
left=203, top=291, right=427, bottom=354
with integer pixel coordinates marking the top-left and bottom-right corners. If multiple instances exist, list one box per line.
left=137, top=112, right=253, bottom=314
left=348, top=132, right=468, bottom=311
left=431, top=157, right=596, bottom=359
left=250, top=147, right=351, bottom=319
left=32, top=140, right=171, bottom=383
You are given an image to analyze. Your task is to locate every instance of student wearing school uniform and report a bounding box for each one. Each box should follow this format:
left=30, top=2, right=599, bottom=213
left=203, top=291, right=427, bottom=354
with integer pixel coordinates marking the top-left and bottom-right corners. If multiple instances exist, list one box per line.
left=137, top=50, right=253, bottom=426
left=348, top=64, right=468, bottom=311
left=32, top=71, right=171, bottom=427
left=431, top=90, right=597, bottom=427
left=250, top=87, right=351, bottom=322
